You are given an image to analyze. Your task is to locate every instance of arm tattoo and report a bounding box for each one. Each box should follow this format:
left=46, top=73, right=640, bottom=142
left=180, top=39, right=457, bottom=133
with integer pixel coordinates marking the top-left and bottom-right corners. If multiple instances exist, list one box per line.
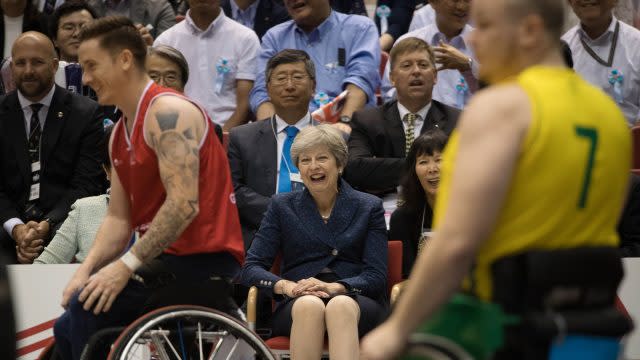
left=131, top=109, right=201, bottom=263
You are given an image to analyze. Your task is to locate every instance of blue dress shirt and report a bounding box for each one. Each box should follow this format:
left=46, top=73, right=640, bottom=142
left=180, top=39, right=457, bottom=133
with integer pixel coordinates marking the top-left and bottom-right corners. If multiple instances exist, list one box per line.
left=249, top=10, right=381, bottom=113
left=229, top=0, right=259, bottom=30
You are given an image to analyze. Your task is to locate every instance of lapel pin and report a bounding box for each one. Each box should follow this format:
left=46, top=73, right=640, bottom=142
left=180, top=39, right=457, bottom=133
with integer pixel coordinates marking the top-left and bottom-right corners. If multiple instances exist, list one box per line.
left=58, top=112, right=64, bottom=118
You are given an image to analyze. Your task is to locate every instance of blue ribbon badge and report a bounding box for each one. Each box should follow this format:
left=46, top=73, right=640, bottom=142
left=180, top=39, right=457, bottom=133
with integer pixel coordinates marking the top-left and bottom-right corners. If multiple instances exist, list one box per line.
left=455, top=76, right=469, bottom=109
left=215, top=58, right=231, bottom=94
left=376, top=5, right=391, bottom=35
left=313, top=91, right=331, bottom=108
left=608, top=69, right=624, bottom=104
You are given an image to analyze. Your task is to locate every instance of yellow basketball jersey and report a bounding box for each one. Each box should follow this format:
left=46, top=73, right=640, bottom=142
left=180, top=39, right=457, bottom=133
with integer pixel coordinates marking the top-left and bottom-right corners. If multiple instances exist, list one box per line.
left=434, top=66, right=631, bottom=300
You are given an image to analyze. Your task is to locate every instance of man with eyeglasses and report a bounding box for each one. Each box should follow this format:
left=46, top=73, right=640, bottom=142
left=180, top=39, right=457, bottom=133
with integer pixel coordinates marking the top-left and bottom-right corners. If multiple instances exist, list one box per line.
left=382, top=0, right=478, bottom=110
left=228, top=49, right=319, bottom=250
left=50, top=1, right=97, bottom=63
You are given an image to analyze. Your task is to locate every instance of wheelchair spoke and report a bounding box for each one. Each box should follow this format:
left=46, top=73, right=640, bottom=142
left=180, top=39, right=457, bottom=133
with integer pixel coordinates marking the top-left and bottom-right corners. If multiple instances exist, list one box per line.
left=158, top=326, right=183, bottom=360
left=208, top=336, right=225, bottom=360
left=223, top=338, right=240, bottom=360
left=149, top=332, right=172, bottom=360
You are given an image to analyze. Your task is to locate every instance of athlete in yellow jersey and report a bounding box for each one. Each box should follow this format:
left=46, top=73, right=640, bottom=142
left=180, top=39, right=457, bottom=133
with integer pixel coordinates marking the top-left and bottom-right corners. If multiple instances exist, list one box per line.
left=361, top=0, right=631, bottom=359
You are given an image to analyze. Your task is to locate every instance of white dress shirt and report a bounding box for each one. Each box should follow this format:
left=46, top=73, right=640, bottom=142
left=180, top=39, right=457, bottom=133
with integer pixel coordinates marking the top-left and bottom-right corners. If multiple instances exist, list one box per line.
left=274, top=113, right=313, bottom=192
left=382, top=23, right=478, bottom=109
left=3, top=15, right=23, bottom=59
left=563, top=17, right=640, bottom=125
left=3, top=85, right=56, bottom=238
left=408, top=4, right=435, bottom=33
left=154, top=10, right=260, bottom=125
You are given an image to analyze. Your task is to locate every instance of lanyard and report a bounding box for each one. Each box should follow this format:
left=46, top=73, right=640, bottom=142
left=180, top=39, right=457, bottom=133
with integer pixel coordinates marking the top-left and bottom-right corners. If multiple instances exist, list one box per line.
left=270, top=114, right=314, bottom=174
left=580, top=21, right=619, bottom=67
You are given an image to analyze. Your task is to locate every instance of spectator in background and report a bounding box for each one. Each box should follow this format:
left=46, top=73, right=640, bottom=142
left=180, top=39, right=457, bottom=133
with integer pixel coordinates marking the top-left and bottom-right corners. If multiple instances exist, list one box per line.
left=345, top=38, right=458, bottom=200
left=35, top=124, right=113, bottom=265
left=1, top=0, right=46, bottom=59
left=155, top=0, right=260, bottom=130
left=619, top=174, right=640, bottom=257
left=0, top=32, right=104, bottom=263
left=221, top=0, right=289, bottom=40
left=374, top=0, right=417, bottom=52
left=85, top=0, right=176, bottom=38
left=329, top=0, right=367, bottom=15
left=49, top=0, right=98, bottom=63
left=389, top=130, right=447, bottom=278
left=239, top=124, right=388, bottom=360
left=146, top=44, right=224, bottom=141
left=228, top=49, right=318, bottom=249
left=563, top=0, right=640, bottom=126
left=408, top=2, right=435, bottom=32
left=382, top=0, right=478, bottom=110
left=250, top=0, right=380, bottom=134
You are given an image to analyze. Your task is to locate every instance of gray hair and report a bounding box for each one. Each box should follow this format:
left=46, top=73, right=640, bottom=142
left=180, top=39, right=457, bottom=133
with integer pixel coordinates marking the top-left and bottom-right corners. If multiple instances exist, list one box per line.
left=290, top=124, right=348, bottom=169
left=147, top=45, right=189, bottom=85
left=265, top=49, right=316, bottom=84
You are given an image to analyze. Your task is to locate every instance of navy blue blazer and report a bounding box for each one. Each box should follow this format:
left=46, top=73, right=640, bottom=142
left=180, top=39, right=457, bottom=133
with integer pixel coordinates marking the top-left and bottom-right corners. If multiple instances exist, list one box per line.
left=239, top=180, right=388, bottom=304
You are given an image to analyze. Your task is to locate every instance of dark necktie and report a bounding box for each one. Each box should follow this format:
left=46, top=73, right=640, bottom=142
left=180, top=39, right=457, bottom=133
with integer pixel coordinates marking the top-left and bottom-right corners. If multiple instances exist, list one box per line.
left=28, top=103, right=44, bottom=164
left=43, top=0, right=56, bottom=14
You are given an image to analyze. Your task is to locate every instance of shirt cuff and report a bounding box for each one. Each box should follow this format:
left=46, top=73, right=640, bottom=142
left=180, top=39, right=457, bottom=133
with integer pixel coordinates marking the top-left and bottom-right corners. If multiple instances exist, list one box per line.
left=3, top=218, right=24, bottom=239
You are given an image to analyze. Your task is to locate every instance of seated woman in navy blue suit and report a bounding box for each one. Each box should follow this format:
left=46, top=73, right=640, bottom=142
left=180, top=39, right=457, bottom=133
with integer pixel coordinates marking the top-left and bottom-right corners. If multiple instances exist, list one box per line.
left=239, top=125, right=388, bottom=360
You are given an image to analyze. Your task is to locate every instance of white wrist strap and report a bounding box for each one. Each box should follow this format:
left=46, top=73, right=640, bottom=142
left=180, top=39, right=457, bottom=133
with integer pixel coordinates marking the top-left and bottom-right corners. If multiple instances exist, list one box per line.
left=120, top=251, right=142, bottom=271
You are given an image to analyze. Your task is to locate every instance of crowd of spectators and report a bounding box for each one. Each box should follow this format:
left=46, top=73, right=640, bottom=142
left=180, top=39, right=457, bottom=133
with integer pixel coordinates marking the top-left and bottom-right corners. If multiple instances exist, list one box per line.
left=0, top=0, right=639, bottom=358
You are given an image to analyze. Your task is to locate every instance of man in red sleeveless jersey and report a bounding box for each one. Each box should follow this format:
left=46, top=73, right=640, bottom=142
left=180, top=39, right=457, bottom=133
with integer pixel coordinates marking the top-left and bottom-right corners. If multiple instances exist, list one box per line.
left=53, top=16, right=245, bottom=360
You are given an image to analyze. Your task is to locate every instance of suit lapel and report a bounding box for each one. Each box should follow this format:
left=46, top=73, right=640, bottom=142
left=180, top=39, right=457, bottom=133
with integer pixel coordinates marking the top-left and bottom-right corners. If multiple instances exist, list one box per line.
left=386, top=102, right=406, bottom=157
left=3, top=93, right=30, bottom=184
left=422, top=101, right=445, bottom=134
left=294, top=190, right=335, bottom=249
left=257, top=118, right=278, bottom=194
left=327, top=181, right=357, bottom=240
left=40, top=87, right=67, bottom=168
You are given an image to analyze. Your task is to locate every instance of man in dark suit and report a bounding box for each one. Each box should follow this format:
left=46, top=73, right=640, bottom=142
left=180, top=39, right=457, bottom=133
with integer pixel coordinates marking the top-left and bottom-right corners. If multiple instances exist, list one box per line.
left=221, top=0, right=289, bottom=40
left=228, top=49, right=317, bottom=249
left=345, top=37, right=459, bottom=195
left=0, top=32, right=104, bottom=263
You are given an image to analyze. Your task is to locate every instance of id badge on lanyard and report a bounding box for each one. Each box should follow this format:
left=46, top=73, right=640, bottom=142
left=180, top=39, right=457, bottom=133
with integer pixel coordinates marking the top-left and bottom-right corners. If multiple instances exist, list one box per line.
left=290, top=172, right=305, bottom=192
left=29, top=161, right=41, bottom=201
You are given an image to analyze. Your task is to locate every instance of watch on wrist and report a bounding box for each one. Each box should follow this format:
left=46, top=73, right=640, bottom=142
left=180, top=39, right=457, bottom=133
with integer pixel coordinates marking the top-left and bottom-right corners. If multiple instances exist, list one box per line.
left=339, top=115, right=351, bottom=124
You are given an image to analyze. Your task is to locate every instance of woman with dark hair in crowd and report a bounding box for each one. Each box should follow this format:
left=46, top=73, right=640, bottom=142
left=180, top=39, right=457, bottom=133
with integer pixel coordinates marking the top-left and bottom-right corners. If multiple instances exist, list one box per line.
left=389, top=129, right=448, bottom=278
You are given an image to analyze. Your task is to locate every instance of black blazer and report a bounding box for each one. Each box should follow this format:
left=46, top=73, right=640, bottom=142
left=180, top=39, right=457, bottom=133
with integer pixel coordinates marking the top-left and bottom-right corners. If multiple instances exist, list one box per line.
left=389, top=203, right=433, bottom=278
left=345, top=100, right=459, bottom=193
left=227, top=118, right=278, bottom=248
left=0, top=86, right=104, bottom=238
left=374, top=0, right=417, bottom=40
left=221, top=0, right=289, bottom=40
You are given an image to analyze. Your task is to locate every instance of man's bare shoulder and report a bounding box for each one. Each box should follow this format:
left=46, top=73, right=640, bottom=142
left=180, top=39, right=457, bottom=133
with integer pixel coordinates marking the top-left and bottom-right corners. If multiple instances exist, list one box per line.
left=458, top=84, right=531, bottom=136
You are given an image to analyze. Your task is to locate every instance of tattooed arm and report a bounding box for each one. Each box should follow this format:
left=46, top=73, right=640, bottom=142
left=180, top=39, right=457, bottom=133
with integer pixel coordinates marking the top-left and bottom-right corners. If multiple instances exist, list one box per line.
left=130, top=96, right=205, bottom=263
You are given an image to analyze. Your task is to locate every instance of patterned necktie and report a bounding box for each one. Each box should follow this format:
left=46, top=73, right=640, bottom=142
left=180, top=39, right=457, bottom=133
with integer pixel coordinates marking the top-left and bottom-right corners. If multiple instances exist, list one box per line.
left=277, top=126, right=300, bottom=193
left=43, top=0, right=56, bottom=14
left=28, top=103, right=44, bottom=164
left=405, top=113, right=416, bottom=156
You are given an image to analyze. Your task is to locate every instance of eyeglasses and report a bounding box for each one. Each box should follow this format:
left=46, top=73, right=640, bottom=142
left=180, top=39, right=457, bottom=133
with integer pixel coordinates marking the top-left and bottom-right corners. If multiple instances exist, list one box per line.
left=59, top=23, right=87, bottom=33
left=269, top=73, right=311, bottom=86
left=148, top=71, right=181, bottom=86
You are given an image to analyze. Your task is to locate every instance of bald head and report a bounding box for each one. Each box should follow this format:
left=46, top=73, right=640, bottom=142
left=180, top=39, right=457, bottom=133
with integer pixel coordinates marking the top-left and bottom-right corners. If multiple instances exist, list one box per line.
left=505, top=0, right=565, bottom=39
left=10, top=31, right=59, bottom=102
left=11, top=31, right=58, bottom=59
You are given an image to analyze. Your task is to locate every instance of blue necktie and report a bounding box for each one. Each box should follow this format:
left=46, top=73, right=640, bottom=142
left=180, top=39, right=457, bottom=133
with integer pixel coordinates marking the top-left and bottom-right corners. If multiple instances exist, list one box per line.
left=278, top=126, right=299, bottom=193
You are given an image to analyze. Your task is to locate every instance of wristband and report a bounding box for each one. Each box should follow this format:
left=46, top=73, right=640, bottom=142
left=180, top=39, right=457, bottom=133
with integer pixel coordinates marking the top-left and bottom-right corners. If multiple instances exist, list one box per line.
left=120, top=251, right=142, bottom=271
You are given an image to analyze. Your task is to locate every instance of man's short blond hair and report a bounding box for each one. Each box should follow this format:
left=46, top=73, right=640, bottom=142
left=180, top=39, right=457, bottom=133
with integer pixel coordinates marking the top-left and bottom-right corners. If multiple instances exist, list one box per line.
left=389, top=37, right=436, bottom=70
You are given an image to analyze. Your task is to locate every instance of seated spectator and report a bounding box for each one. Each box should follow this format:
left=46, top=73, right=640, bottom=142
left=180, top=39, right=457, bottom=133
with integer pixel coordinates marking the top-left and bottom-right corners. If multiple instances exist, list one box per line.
left=562, top=0, right=640, bottom=126
left=389, top=130, right=447, bottom=278
left=329, top=0, right=367, bottom=15
left=0, top=32, right=104, bottom=263
left=619, top=173, right=640, bottom=257
left=221, top=0, right=289, bottom=40
left=1, top=0, right=45, bottom=59
left=239, top=124, right=388, bottom=359
left=382, top=0, right=478, bottom=110
left=85, top=0, right=175, bottom=38
left=249, top=0, right=380, bottom=132
left=228, top=49, right=318, bottom=249
left=155, top=0, right=260, bottom=130
left=374, top=0, right=417, bottom=51
left=147, top=45, right=189, bottom=93
left=345, top=37, right=459, bottom=198
left=408, top=3, right=435, bottom=32
left=34, top=125, right=113, bottom=264
left=49, top=0, right=98, bottom=63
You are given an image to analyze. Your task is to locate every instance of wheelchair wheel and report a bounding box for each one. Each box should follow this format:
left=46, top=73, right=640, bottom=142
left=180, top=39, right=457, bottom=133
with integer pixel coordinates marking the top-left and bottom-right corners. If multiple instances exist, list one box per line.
left=401, top=333, right=474, bottom=360
left=108, top=305, right=275, bottom=360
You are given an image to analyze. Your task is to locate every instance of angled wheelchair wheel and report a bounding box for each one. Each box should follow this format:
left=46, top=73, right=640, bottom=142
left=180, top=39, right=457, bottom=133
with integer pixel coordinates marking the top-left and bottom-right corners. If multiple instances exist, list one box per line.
left=401, top=333, right=474, bottom=360
left=108, top=305, right=275, bottom=360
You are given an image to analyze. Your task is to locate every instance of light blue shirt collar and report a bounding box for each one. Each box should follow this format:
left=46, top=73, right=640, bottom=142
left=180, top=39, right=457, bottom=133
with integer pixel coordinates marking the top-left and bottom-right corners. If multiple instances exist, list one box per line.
left=229, top=0, right=258, bottom=29
left=431, top=24, right=473, bottom=51
left=294, top=10, right=336, bottom=42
